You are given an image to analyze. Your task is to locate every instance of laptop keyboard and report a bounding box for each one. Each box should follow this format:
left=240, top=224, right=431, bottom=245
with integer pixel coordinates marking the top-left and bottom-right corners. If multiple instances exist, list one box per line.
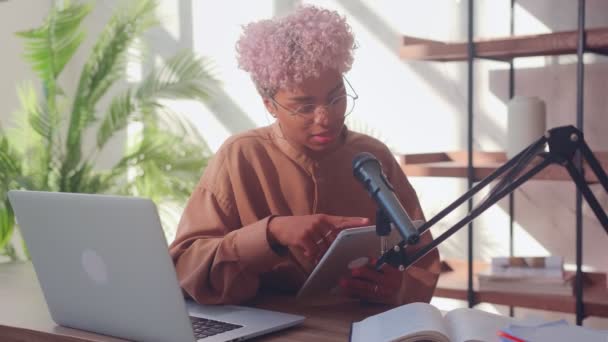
left=190, top=316, right=243, bottom=339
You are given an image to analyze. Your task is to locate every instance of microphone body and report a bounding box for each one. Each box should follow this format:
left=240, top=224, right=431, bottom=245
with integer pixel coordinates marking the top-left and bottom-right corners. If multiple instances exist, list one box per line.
left=353, top=152, right=420, bottom=245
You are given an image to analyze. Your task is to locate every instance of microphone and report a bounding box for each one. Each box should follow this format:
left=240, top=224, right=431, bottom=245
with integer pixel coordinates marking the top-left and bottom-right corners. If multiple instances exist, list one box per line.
left=352, top=152, right=420, bottom=245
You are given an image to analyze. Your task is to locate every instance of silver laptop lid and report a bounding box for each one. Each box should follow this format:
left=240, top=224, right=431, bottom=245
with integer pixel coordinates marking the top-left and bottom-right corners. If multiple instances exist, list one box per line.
left=8, top=190, right=196, bottom=342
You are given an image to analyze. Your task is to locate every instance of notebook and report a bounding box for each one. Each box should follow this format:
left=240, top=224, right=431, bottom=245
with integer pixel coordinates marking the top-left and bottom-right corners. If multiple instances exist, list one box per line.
left=8, top=190, right=304, bottom=342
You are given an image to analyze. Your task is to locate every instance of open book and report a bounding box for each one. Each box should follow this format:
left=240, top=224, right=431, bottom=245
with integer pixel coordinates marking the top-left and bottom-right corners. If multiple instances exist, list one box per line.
left=350, top=302, right=517, bottom=342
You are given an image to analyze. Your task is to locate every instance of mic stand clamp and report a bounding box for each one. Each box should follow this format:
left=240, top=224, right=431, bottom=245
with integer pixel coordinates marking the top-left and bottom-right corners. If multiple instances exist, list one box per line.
left=375, top=209, right=407, bottom=271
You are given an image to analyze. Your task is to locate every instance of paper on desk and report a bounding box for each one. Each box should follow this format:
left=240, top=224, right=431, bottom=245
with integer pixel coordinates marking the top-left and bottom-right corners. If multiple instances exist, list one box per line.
left=500, top=319, right=608, bottom=342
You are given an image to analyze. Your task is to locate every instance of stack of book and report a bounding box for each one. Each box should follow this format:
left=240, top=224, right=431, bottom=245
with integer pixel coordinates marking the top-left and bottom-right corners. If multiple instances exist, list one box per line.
left=478, top=256, right=573, bottom=296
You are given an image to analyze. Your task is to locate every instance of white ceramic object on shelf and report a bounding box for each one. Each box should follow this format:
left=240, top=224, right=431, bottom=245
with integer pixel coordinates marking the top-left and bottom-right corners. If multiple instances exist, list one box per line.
left=507, top=96, right=546, bottom=159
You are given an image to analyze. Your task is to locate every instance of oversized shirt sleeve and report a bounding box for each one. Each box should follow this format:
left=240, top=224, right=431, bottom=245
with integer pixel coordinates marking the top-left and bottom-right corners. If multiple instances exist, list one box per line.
left=168, top=181, right=285, bottom=305
left=386, top=154, right=442, bottom=305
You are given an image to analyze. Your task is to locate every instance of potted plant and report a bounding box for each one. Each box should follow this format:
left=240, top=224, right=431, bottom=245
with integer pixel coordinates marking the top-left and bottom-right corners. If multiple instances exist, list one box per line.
left=0, top=0, right=216, bottom=261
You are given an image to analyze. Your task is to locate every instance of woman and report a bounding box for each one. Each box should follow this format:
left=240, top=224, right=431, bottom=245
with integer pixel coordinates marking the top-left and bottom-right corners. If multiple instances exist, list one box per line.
left=169, top=5, right=440, bottom=306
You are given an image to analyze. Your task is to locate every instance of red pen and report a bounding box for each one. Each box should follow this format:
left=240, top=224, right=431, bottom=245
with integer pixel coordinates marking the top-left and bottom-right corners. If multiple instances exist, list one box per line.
left=497, top=330, right=527, bottom=342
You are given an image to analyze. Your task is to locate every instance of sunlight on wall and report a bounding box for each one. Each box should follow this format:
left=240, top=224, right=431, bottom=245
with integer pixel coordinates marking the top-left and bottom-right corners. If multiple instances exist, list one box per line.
left=126, top=39, right=143, bottom=83
left=362, top=0, right=460, bottom=41
left=476, top=62, right=509, bottom=151
left=515, top=3, right=551, bottom=35
left=191, top=1, right=275, bottom=133
left=163, top=99, right=230, bottom=152
left=126, top=122, right=143, bottom=183
left=512, top=223, right=551, bottom=256
left=156, top=1, right=180, bottom=42
left=306, top=0, right=463, bottom=153
left=513, top=4, right=553, bottom=70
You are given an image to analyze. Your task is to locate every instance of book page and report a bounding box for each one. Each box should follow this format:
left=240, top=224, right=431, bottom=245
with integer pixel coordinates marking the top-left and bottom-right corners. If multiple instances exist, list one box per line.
left=444, top=308, right=517, bottom=342
left=351, top=302, right=450, bottom=342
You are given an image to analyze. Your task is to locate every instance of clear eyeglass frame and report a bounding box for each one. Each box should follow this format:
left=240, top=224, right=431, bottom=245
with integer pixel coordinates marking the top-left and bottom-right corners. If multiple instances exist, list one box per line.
left=270, top=77, right=359, bottom=119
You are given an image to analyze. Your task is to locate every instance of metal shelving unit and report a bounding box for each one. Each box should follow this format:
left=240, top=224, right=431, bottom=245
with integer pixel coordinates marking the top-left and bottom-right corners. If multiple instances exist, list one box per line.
left=398, top=0, right=608, bottom=325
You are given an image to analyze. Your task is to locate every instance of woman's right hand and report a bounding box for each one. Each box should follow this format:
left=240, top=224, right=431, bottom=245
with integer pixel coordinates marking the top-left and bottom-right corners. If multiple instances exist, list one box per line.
left=268, top=214, right=370, bottom=262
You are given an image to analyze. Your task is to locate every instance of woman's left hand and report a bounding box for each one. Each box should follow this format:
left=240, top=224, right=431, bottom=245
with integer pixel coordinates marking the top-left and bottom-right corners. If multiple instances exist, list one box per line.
left=339, top=258, right=402, bottom=303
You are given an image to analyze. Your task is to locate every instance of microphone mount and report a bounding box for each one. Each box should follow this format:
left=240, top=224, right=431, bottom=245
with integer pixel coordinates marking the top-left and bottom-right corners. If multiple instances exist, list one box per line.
left=376, top=125, right=608, bottom=270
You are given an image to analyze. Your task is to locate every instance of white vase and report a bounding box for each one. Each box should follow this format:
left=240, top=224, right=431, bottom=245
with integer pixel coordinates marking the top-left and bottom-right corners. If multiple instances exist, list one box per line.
left=506, top=96, right=546, bottom=159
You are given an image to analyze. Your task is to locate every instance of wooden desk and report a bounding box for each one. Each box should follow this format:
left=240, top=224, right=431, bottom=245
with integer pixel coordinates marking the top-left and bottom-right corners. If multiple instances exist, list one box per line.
left=0, top=262, right=390, bottom=342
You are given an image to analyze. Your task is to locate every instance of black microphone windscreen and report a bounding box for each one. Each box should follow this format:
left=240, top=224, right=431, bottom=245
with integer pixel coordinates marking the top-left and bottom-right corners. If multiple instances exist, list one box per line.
left=352, top=152, right=377, bottom=171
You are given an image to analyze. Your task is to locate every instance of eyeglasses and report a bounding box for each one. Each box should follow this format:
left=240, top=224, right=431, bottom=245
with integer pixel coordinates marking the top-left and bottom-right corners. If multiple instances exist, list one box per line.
left=269, top=77, right=358, bottom=119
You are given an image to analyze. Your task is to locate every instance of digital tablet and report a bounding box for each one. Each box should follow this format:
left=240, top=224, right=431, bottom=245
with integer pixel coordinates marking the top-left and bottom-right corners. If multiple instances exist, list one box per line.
left=296, top=220, right=424, bottom=299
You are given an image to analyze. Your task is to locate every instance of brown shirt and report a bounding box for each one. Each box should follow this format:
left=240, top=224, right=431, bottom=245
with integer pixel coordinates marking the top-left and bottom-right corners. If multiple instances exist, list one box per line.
left=169, top=123, right=440, bottom=305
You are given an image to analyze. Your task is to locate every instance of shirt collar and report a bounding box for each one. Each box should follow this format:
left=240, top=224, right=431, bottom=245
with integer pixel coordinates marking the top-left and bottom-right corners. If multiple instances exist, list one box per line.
left=270, top=121, right=349, bottom=169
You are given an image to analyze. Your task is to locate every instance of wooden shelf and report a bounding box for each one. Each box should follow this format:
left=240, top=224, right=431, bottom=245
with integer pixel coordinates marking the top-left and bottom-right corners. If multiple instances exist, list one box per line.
left=436, top=259, right=608, bottom=317
left=400, top=27, right=608, bottom=61
left=399, top=151, right=608, bottom=183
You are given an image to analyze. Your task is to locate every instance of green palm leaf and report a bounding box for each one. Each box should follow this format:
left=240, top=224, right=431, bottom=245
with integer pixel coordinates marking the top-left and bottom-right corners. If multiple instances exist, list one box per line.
left=12, top=84, right=62, bottom=190
left=96, top=90, right=134, bottom=149
left=96, top=50, right=217, bottom=152
left=137, top=51, right=217, bottom=106
left=63, top=0, right=158, bottom=188
left=16, top=2, right=91, bottom=85
left=0, top=138, right=21, bottom=184
left=17, top=2, right=90, bottom=184
left=2, top=0, right=215, bottom=260
left=0, top=203, right=16, bottom=257
left=112, top=127, right=208, bottom=195
left=0, top=140, right=20, bottom=256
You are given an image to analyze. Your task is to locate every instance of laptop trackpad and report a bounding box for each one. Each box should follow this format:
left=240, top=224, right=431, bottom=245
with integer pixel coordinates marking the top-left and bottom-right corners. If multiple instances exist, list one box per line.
left=185, top=300, right=249, bottom=318
left=190, top=304, right=246, bottom=317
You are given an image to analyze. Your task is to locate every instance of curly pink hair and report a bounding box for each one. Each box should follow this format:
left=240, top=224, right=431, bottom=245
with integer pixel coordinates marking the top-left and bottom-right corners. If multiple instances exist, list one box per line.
left=236, top=5, right=356, bottom=96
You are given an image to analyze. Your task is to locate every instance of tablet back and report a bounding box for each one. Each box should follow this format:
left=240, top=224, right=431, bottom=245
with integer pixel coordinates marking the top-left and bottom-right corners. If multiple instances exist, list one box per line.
left=297, top=221, right=423, bottom=299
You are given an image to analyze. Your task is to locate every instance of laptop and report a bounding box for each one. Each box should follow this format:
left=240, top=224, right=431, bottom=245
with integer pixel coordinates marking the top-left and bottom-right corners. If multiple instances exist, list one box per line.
left=8, top=190, right=305, bottom=342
